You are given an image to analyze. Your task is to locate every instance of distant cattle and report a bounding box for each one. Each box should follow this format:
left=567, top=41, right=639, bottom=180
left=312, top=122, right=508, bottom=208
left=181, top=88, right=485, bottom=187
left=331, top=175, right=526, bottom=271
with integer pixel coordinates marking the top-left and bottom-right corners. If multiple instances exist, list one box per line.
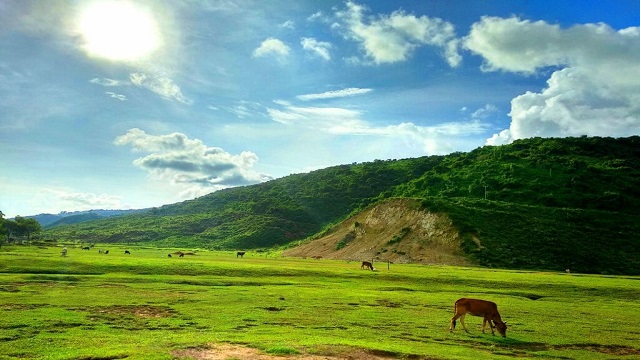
left=450, top=298, right=507, bottom=337
left=237, top=251, right=246, bottom=258
left=82, top=246, right=90, bottom=250
left=361, top=261, right=374, bottom=271
left=61, top=247, right=68, bottom=256
left=98, top=249, right=103, bottom=254
left=124, top=250, right=131, bottom=254
left=168, top=254, right=172, bottom=258
left=104, top=250, right=109, bottom=254
left=566, top=269, right=571, bottom=274
left=179, top=252, right=184, bottom=258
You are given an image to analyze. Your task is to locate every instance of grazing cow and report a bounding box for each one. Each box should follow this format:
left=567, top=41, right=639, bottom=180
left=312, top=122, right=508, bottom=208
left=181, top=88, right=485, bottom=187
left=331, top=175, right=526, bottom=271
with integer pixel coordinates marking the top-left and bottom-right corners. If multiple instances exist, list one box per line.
left=450, top=298, right=507, bottom=337
left=237, top=251, right=246, bottom=258
left=105, top=250, right=109, bottom=254
left=61, top=247, right=68, bottom=256
left=565, top=269, right=571, bottom=274
left=179, top=252, right=184, bottom=258
left=98, top=249, right=103, bottom=254
left=124, top=250, right=131, bottom=254
left=361, top=261, right=374, bottom=271
left=168, top=254, right=172, bottom=258
left=82, top=246, right=90, bottom=250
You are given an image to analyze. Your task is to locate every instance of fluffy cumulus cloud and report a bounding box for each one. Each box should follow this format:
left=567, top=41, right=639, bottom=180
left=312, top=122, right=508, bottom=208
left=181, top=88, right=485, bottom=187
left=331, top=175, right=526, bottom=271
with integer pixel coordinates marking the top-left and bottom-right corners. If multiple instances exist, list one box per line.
left=252, top=38, right=291, bottom=59
left=465, top=17, right=640, bottom=145
left=336, top=1, right=461, bottom=66
left=266, top=101, right=488, bottom=154
left=114, top=129, right=272, bottom=196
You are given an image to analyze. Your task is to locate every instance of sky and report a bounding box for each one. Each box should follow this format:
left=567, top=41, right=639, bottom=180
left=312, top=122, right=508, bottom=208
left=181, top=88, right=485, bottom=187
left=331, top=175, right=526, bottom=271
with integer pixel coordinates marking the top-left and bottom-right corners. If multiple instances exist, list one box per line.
left=1, top=0, right=639, bottom=218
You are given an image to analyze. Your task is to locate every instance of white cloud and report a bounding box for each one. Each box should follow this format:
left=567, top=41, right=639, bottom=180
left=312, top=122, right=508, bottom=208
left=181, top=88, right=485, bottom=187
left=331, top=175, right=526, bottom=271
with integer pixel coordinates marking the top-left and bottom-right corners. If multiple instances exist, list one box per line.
left=90, top=74, right=189, bottom=103
left=90, top=77, right=127, bottom=87
left=252, top=38, right=291, bottom=58
left=114, top=129, right=273, bottom=191
left=114, top=128, right=196, bottom=152
left=129, top=72, right=192, bottom=104
left=336, top=1, right=461, bottom=66
left=224, top=101, right=262, bottom=118
left=296, top=87, right=372, bottom=101
left=267, top=101, right=489, bottom=155
left=105, top=91, right=127, bottom=101
left=280, top=20, right=295, bottom=29
left=45, top=189, right=123, bottom=212
left=267, top=103, right=366, bottom=129
left=301, top=37, right=332, bottom=60
left=467, top=17, right=640, bottom=145
left=55, top=191, right=123, bottom=209
left=471, top=104, right=498, bottom=120
left=307, top=11, right=324, bottom=22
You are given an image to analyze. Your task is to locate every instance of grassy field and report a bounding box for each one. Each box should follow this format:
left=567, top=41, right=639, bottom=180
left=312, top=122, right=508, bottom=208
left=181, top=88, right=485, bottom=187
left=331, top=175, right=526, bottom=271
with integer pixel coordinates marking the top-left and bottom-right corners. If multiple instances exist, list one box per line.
left=1, top=245, right=639, bottom=360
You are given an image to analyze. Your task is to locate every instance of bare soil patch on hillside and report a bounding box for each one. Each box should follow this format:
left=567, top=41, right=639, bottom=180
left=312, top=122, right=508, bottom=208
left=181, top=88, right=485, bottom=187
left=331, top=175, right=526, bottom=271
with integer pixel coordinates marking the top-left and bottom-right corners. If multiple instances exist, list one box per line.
left=283, top=198, right=470, bottom=266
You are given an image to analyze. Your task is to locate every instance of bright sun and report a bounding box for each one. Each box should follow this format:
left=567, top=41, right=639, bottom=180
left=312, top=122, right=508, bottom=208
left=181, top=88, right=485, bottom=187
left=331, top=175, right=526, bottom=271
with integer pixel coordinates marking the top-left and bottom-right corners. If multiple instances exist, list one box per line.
left=78, top=1, right=161, bottom=61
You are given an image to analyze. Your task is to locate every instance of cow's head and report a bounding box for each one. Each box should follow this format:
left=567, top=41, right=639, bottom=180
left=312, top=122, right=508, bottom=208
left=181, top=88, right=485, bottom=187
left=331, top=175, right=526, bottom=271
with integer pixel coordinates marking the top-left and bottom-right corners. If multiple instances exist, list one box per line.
left=495, top=321, right=507, bottom=337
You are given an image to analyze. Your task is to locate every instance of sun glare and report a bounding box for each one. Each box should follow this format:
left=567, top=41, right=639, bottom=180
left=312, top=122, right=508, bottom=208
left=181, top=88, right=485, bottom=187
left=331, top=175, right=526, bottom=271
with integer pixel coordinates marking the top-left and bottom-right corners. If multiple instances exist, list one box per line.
left=78, top=1, right=161, bottom=61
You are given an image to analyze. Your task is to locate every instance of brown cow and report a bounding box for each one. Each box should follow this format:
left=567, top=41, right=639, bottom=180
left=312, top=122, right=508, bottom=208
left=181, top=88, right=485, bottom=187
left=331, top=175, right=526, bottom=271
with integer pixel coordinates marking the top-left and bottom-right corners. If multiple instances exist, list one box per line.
left=449, top=298, right=507, bottom=337
left=361, top=261, right=374, bottom=271
left=237, top=251, right=246, bottom=258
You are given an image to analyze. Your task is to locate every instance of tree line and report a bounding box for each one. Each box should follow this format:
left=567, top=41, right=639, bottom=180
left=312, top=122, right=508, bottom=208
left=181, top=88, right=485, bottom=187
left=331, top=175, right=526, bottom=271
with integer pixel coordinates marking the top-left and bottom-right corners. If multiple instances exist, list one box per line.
left=0, top=211, right=42, bottom=246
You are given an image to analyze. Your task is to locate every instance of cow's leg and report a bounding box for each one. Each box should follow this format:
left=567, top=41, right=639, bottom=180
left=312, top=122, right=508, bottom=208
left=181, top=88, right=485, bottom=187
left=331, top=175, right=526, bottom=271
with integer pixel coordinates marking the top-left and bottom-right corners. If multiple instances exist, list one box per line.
left=488, top=319, right=496, bottom=335
left=449, top=314, right=460, bottom=332
left=491, top=320, right=499, bottom=336
left=459, top=314, right=469, bottom=333
left=481, top=317, right=494, bottom=333
left=450, top=312, right=465, bottom=332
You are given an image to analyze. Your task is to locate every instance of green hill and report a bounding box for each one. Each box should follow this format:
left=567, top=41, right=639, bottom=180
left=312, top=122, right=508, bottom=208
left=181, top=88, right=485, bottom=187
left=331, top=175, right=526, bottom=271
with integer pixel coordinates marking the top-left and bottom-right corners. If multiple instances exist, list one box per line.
left=421, top=197, right=639, bottom=275
left=391, top=136, right=640, bottom=213
left=43, top=136, right=640, bottom=274
left=283, top=197, right=640, bottom=275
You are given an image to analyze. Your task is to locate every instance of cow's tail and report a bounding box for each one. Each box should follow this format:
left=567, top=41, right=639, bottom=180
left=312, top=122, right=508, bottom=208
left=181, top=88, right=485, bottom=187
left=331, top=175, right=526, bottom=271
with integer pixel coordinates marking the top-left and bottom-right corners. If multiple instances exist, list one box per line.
left=452, top=300, right=458, bottom=329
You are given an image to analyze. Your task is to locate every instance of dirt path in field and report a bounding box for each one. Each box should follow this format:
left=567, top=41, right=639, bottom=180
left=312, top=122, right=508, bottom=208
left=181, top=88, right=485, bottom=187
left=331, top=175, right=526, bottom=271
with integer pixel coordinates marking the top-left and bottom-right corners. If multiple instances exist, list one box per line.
left=283, top=198, right=470, bottom=266
left=173, top=344, right=398, bottom=360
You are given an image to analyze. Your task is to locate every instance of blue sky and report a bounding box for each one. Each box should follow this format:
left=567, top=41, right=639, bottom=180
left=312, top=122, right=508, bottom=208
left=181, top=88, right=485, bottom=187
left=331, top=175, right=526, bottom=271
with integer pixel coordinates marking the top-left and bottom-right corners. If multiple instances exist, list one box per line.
left=1, top=0, right=639, bottom=218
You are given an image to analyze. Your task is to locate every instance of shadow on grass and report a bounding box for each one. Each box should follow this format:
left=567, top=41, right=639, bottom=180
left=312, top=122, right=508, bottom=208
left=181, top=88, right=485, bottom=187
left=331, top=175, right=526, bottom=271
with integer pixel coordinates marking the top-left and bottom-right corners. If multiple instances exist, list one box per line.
left=488, top=338, right=640, bottom=358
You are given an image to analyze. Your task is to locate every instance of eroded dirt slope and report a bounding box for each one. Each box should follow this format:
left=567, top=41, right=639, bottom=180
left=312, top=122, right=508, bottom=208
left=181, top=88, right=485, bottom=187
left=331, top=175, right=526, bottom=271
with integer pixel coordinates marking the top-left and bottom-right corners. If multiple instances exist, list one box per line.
left=283, top=198, right=470, bottom=266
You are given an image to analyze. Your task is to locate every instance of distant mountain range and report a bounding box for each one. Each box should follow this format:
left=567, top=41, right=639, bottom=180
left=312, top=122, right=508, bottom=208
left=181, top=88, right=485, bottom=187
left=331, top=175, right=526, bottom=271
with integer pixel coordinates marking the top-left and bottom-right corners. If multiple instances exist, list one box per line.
left=26, top=209, right=148, bottom=228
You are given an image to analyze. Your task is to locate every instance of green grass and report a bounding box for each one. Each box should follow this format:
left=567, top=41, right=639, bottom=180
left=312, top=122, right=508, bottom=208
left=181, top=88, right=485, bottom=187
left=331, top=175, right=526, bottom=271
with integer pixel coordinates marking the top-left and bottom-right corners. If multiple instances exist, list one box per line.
left=1, top=245, right=639, bottom=360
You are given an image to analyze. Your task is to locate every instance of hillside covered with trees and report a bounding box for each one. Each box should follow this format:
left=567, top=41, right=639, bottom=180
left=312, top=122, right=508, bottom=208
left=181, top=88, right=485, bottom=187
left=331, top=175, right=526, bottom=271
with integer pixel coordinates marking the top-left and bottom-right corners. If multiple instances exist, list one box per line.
left=42, top=136, right=640, bottom=274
